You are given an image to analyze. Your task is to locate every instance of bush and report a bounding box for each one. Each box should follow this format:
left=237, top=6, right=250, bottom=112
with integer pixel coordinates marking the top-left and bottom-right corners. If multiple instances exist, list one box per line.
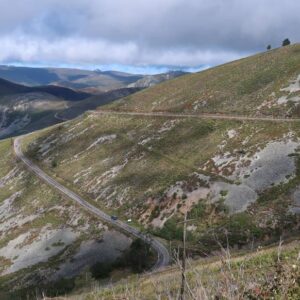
left=220, top=190, right=228, bottom=197
left=156, top=217, right=183, bottom=240
left=43, top=278, right=75, bottom=297
left=149, top=206, right=160, bottom=220
left=51, top=160, right=57, bottom=168
left=215, top=200, right=229, bottom=214
left=127, top=239, right=151, bottom=273
left=89, top=239, right=154, bottom=278
left=198, top=213, right=265, bottom=251
left=282, top=38, right=291, bottom=46
left=90, top=262, right=113, bottom=279
left=188, top=202, right=206, bottom=219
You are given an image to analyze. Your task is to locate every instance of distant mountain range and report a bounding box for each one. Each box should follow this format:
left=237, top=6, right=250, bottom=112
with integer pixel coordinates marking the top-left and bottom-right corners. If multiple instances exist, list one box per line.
left=0, top=77, right=90, bottom=100
left=0, top=77, right=140, bottom=139
left=128, top=71, right=187, bottom=88
left=0, top=65, right=187, bottom=93
left=0, top=66, right=186, bottom=139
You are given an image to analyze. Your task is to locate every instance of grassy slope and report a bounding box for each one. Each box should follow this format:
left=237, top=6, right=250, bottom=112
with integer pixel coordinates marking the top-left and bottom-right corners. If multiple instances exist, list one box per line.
left=81, top=239, right=300, bottom=300
left=0, top=138, right=106, bottom=297
left=23, top=111, right=300, bottom=253
left=106, top=44, right=300, bottom=117
left=0, top=78, right=90, bottom=100
left=23, top=114, right=239, bottom=213
left=15, top=46, right=300, bottom=297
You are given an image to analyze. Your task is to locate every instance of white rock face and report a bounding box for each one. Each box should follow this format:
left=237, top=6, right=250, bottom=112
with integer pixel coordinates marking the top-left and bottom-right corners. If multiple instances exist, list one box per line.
left=277, top=96, right=289, bottom=105
left=280, top=74, right=300, bottom=93
left=158, top=120, right=179, bottom=133
left=0, top=114, right=31, bottom=139
left=276, top=74, right=300, bottom=105
left=219, top=139, right=299, bottom=211
left=238, top=140, right=298, bottom=191
left=212, top=152, right=234, bottom=167
left=0, top=227, right=79, bottom=274
left=51, top=230, right=132, bottom=280
left=86, top=134, right=117, bottom=151
left=0, top=191, right=22, bottom=222
left=277, top=95, right=300, bottom=105
left=149, top=136, right=300, bottom=227
left=227, top=129, right=237, bottom=139
left=210, top=181, right=257, bottom=213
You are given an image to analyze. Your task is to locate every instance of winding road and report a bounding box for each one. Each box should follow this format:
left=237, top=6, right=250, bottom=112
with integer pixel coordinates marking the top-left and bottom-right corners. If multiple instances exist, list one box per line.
left=13, top=137, right=170, bottom=270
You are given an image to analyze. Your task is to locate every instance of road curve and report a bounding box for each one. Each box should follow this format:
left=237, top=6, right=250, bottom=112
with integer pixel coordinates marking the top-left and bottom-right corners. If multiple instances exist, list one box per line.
left=93, top=110, right=300, bottom=122
left=13, top=137, right=170, bottom=270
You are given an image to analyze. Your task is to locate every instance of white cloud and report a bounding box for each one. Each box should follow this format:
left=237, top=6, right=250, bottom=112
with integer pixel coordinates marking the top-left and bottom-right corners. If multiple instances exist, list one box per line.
left=0, top=0, right=299, bottom=68
left=0, top=33, right=248, bottom=67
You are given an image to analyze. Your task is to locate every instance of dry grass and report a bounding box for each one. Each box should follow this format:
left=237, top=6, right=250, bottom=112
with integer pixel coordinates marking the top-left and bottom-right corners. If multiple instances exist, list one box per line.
left=78, top=240, right=300, bottom=300
left=106, top=44, right=300, bottom=118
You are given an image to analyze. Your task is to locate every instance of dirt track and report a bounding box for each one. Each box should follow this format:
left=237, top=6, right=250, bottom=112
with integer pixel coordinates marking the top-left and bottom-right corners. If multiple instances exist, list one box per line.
left=93, top=110, right=300, bottom=122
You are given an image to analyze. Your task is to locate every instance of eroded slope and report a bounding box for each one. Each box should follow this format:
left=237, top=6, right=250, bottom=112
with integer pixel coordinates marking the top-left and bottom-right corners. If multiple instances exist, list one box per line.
left=24, top=112, right=300, bottom=253
left=0, top=138, right=131, bottom=296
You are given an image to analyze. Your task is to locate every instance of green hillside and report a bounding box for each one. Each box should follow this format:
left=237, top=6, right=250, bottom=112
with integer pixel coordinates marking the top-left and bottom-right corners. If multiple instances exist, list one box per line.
left=107, top=44, right=300, bottom=117
left=22, top=46, right=300, bottom=257
left=23, top=112, right=300, bottom=254
left=80, top=239, right=300, bottom=299
left=0, top=138, right=134, bottom=299
left=3, top=45, right=300, bottom=298
left=0, top=78, right=90, bottom=100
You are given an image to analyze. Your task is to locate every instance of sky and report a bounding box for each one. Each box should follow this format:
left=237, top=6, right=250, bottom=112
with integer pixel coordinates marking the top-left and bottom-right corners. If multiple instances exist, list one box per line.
left=0, top=0, right=298, bottom=74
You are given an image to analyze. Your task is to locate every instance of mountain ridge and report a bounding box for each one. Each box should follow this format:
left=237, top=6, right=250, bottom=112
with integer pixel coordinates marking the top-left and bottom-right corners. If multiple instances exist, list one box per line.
left=0, top=65, right=188, bottom=93
left=0, top=77, right=90, bottom=101
left=107, top=44, right=300, bottom=118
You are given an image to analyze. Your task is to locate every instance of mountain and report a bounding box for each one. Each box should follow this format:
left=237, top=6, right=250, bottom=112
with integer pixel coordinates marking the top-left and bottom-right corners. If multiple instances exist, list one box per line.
left=0, top=77, right=90, bottom=100
left=0, top=65, right=62, bottom=86
left=56, top=87, right=142, bottom=120
left=24, top=45, right=300, bottom=251
left=127, top=70, right=187, bottom=88
left=0, top=77, right=33, bottom=95
left=0, top=77, right=91, bottom=139
left=0, top=78, right=139, bottom=139
left=1, top=45, right=300, bottom=297
left=0, top=66, right=188, bottom=94
left=0, top=66, right=143, bottom=93
left=108, top=44, right=300, bottom=118
left=0, top=67, right=188, bottom=139
left=53, top=68, right=143, bottom=93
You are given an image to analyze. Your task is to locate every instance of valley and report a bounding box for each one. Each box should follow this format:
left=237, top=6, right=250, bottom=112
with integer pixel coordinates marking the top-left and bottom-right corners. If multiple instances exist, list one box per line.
left=0, top=68, right=185, bottom=140
left=0, top=44, right=300, bottom=299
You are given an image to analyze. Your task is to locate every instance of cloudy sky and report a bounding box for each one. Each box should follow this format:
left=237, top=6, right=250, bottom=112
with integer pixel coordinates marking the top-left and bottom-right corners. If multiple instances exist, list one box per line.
left=0, top=0, right=298, bottom=73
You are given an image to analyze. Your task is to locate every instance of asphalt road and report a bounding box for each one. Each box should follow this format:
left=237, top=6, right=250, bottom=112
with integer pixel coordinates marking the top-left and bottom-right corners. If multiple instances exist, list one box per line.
left=14, top=137, right=170, bottom=270
left=94, top=110, right=300, bottom=122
